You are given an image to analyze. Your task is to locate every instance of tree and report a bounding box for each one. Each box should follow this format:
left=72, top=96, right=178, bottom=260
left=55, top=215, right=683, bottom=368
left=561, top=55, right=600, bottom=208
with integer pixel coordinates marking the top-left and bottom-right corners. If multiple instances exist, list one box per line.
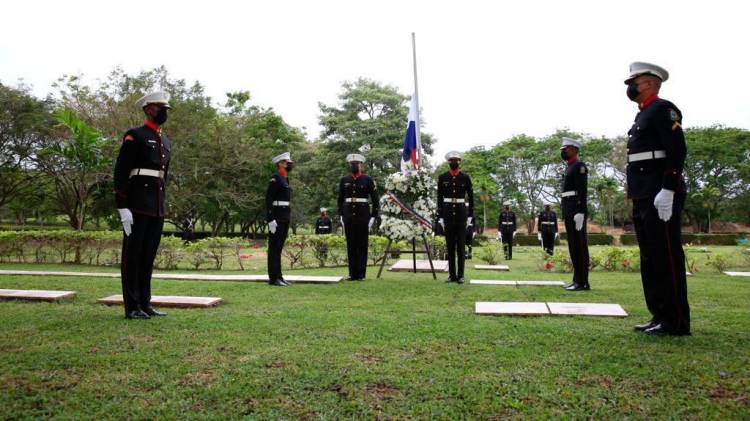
left=36, top=109, right=110, bottom=230
left=313, top=78, right=435, bottom=216
left=683, top=126, right=750, bottom=231
left=0, top=83, right=53, bottom=209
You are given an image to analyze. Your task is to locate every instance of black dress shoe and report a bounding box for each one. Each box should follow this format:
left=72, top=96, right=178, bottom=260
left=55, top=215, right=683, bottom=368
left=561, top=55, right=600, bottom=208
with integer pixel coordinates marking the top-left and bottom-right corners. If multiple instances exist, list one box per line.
left=142, top=307, right=167, bottom=317
left=644, top=323, right=670, bottom=336
left=281, top=277, right=293, bottom=285
left=645, top=323, right=691, bottom=336
left=456, top=277, right=465, bottom=284
left=445, top=277, right=456, bottom=283
left=269, top=279, right=287, bottom=286
left=634, top=320, right=658, bottom=332
left=125, top=310, right=150, bottom=320
left=565, top=283, right=590, bottom=291
left=563, top=282, right=576, bottom=289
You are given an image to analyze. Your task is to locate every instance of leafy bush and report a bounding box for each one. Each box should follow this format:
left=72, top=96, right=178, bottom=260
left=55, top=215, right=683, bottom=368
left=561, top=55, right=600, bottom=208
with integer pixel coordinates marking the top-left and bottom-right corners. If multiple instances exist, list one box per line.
left=705, top=252, right=729, bottom=273
left=155, top=236, right=184, bottom=270
left=185, top=241, right=209, bottom=270
left=282, top=234, right=309, bottom=269
left=476, top=241, right=503, bottom=265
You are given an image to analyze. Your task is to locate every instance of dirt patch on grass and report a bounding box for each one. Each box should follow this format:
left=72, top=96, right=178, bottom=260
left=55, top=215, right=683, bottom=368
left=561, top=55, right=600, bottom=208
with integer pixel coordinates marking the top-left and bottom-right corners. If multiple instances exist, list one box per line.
left=265, top=361, right=287, bottom=369
left=180, top=370, right=216, bottom=387
left=355, top=351, right=384, bottom=365
left=366, top=382, right=401, bottom=400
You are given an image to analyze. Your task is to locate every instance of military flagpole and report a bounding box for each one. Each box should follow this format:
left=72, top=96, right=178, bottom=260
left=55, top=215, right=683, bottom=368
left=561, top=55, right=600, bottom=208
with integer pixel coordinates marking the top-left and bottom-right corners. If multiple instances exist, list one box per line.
left=411, top=32, right=422, bottom=168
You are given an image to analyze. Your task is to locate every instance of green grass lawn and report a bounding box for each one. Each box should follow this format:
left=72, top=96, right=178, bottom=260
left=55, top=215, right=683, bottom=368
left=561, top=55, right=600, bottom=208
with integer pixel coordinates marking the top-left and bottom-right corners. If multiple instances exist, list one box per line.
left=1, top=246, right=749, bottom=419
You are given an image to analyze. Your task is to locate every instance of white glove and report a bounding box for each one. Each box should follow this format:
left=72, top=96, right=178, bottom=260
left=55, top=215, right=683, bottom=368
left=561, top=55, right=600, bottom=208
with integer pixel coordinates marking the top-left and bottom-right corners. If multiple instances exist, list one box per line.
left=654, top=189, right=675, bottom=222
left=438, top=218, right=445, bottom=230
left=340, top=216, right=345, bottom=230
left=497, top=232, right=502, bottom=241
left=467, top=217, right=473, bottom=226
left=555, top=232, right=559, bottom=239
left=513, top=231, right=517, bottom=239
left=117, top=208, right=133, bottom=236
left=574, top=213, right=584, bottom=231
left=537, top=232, right=542, bottom=242
left=368, top=217, right=375, bottom=230
left=268, top=220, right=278, bottom=234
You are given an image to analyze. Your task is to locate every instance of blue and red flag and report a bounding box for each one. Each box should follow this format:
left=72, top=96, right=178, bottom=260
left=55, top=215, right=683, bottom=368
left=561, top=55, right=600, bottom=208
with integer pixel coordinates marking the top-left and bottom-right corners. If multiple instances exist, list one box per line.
left=401, top=96, right=419, bottom=172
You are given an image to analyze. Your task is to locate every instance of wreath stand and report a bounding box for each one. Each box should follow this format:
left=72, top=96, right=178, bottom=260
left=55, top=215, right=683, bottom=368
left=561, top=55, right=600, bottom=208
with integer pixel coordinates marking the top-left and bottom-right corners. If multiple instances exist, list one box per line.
left=376, top=234, right=437, bottom=279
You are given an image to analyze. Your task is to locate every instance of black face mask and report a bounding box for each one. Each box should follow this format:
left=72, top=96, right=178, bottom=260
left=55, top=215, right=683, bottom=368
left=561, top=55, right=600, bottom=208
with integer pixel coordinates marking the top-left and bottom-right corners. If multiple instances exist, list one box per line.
left=449, top=162, right=460, bottom=170
left=626, top=83, right=640, bottom=101
left=351, top=163, right=360, bottom=174
left=285, top=162, right=294, bottom=172
left=560, top=149, right=569, bottom=161
left=153, top=107, right=168, bottom=125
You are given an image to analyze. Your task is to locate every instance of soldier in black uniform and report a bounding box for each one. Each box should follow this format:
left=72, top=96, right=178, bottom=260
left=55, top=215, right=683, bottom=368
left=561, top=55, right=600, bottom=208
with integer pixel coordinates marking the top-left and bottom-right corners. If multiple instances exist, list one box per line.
left=537, top=203, right=558, bottom=255
left=266, top=152, right=293, bottom=287
left=560, top=137, right=590, bottom=291
left=113, top=91, right=172, bottom=319
left=624, top=62, right=690, bottom=336
left=437, top=151, right=474, bottom=283
left=315, top=208, right=332, bottom=234
left=337, top=153, right=379, bottom=281
left=497, top=202, right=516, bottom=260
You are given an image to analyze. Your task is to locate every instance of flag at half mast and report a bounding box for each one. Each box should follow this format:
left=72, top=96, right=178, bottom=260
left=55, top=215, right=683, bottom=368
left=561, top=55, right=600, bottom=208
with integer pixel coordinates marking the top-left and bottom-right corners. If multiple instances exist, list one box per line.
left=400, top=95, right=420, bottom=172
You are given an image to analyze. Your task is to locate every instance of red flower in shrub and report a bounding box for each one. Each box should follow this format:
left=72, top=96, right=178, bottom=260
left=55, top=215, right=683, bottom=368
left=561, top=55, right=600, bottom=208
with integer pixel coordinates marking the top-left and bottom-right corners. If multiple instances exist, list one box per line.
left=251, top=244, right=260, bottom=249
left=622, top=259, right=630, bottom=268
left=239, top=253, right=252, bottom=260
left=545, top=261, right=554, bottom=271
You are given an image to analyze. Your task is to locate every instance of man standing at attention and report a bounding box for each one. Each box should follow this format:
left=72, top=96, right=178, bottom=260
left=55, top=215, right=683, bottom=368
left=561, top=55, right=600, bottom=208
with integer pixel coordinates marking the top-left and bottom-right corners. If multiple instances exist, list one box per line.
left=537, top=203, right=558, bottom=255
left=437, top=151, right=474, bottom=283
left=624, top=62, right=690, bottom=336
left=560, top=137, right=590, bottom=292
left=266, top=152, right=293, bottom=287
left=337, top=153, right=379, bottom=281
left=497, top=201, right=516, bottom=260
left=114, top=91, right=171, bottom=319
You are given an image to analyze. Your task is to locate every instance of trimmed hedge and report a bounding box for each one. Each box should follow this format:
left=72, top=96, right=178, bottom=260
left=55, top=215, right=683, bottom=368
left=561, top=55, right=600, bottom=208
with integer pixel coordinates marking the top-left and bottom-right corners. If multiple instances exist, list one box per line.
left=620, top=233, right=746, bottom=246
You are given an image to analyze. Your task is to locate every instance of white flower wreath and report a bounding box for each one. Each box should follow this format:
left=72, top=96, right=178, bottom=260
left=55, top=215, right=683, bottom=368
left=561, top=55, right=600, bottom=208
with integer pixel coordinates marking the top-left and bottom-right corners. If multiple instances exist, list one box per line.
left=378, top=168, right=437, bottom=242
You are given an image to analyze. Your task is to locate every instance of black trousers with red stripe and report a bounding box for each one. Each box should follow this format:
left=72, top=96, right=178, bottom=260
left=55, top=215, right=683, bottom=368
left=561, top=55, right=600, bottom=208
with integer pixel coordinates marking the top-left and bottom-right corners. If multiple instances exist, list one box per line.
left=121, top=213, right=164, bottom=315
left=564, top=216, right=589, bottom=286
left=633, top=193, right=690, bottom=333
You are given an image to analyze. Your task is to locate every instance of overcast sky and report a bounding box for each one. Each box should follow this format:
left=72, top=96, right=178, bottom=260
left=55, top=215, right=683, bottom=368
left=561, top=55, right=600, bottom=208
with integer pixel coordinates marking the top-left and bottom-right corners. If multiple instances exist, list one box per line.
left=1, top=0, right=748, bottom=162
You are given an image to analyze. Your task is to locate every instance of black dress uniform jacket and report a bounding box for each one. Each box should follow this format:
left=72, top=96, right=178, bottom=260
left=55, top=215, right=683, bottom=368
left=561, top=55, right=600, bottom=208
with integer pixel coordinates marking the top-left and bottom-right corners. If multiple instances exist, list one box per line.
left=266, top=174, right=291, bottom=223
left=561, top=161, right=588, bottom=219
left=113, top=124, right=171, bottom=217
left=337, top=174, right=379, bottom=221
left=537, top=210, right=558, bottom=234
left=315, top=217, right=332, bottom=234
left=626, top=98, right=687, bottom=199
left=437, top=171, right=474, bottom=222
left=497, top=211, right=516, bottom=234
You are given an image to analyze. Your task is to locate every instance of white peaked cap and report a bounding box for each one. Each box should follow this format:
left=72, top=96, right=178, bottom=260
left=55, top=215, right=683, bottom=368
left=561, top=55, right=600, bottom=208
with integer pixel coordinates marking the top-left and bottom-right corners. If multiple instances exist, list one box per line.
left=625, top=62, right=669, bottom=84
left=136, top=91, right=171, bottom=109
left=272, top=152, right=292, bottom=164
left=320, top=208, right=327, bottom=213
left=445, top=151, right=463, bottom=160
left=347, top=153, right=366, bottom=163
left=503, top=201, right=512, bottom=206
left=561, top=137, right=582, bottom=149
